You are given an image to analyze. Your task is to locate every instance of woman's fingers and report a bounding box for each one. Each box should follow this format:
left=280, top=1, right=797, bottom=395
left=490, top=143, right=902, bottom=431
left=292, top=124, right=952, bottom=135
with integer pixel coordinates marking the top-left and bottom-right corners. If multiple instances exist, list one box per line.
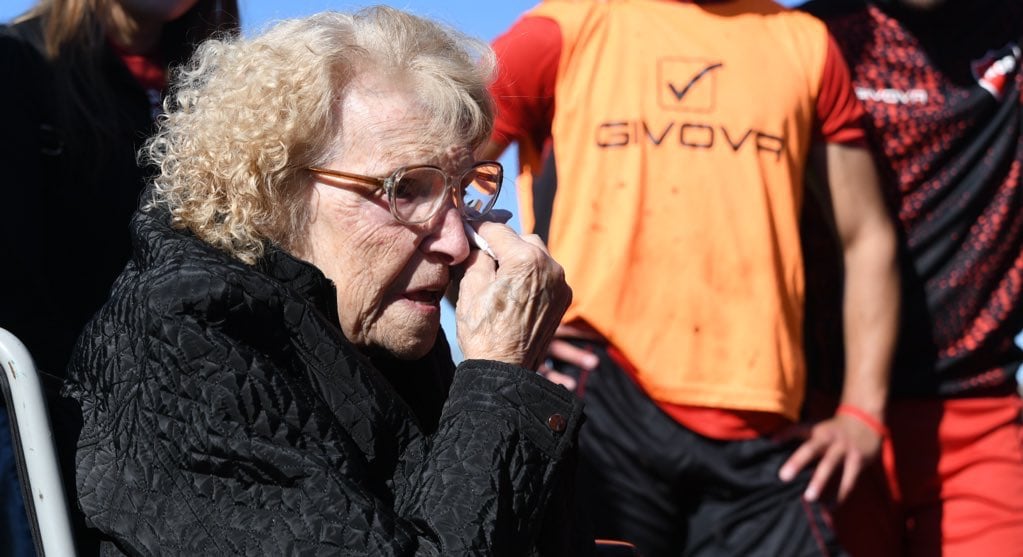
left=455, top=222, right=570, bottom=368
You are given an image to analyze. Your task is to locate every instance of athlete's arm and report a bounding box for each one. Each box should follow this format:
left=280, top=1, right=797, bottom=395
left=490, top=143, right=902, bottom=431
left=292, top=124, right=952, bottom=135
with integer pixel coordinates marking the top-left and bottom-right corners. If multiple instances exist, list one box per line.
left=779, top=34, right=900, bottom=503
left=483, top=15, right=560, bottom=161
left=780, top=141, right=899, bottom=502
left=480, top=139, right=507, bottom=162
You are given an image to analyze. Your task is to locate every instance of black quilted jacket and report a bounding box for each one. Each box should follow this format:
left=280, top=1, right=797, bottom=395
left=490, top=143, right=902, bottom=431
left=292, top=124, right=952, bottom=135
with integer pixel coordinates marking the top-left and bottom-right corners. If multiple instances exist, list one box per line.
left=65, top=208, right=586, bottom=556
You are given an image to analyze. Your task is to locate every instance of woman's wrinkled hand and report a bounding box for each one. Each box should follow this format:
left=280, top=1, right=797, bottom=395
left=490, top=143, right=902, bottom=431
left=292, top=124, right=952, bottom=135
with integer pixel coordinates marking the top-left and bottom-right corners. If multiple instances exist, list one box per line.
left=455, top=221, right=571, bottom=370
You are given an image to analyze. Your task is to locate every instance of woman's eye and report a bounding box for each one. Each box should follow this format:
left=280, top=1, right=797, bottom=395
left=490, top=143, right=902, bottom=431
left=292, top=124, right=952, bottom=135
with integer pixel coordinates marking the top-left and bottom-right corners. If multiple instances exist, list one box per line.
left=393, top=178, right=421, bottom=200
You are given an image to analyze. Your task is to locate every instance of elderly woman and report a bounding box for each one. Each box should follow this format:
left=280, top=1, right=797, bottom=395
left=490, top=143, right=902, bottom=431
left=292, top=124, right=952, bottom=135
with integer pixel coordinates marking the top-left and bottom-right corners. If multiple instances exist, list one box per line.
left=65, top=7, right=583, bottom=555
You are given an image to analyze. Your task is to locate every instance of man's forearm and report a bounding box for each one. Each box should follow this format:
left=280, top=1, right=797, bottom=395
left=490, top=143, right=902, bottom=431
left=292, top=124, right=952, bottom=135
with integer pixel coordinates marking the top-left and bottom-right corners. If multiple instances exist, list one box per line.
left=839, top=223, right=899, bottom=418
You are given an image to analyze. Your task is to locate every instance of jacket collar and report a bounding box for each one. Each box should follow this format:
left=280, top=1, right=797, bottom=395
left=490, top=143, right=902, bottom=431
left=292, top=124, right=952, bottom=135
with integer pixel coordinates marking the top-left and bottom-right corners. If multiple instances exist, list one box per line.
left=130, top=206, right=341, bottom=326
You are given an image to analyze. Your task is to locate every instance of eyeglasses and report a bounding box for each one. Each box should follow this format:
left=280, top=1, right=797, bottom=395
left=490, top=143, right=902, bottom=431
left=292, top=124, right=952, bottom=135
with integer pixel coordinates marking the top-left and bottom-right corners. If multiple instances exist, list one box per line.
left=307, top=161, right=503, bottom=225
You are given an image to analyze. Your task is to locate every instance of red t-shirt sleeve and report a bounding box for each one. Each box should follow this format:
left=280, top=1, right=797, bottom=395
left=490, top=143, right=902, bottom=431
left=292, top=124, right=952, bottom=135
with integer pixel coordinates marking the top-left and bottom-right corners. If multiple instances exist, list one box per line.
left=490, top=16, right=562, bottom=149
left=816, top=33, right=866, bottom=145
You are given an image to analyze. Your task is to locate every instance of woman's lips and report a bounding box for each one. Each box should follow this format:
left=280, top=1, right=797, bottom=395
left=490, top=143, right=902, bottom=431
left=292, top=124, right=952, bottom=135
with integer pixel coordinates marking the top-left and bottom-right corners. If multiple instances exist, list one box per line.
left=404, top=288, right=443, bottom=305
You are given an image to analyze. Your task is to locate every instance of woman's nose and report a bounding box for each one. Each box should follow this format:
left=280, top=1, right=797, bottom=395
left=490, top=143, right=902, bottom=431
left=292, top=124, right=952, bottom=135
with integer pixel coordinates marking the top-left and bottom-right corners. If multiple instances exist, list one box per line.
left=421, top=205, right=470, bottom=265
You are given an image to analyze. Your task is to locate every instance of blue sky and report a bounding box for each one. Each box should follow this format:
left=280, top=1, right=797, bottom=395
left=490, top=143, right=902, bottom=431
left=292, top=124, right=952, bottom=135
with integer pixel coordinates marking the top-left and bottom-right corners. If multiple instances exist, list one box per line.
left=1, top=0, right=799, bottom=362
left=0, top=1, right=539, bottom=36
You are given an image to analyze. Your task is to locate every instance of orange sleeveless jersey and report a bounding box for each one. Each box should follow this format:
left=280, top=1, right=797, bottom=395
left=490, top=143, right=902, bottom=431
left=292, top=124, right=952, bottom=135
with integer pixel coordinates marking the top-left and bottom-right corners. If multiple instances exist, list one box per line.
left=530, top=0, right=830, bottom=420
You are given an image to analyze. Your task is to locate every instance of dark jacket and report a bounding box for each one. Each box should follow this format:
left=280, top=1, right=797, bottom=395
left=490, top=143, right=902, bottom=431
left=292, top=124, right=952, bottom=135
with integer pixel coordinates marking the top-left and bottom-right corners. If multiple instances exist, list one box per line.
left=65, top=208, right=586, bottom=555
left=0, top=18, right=155, bottom=376
left=0, top=21, right=160, bottom=554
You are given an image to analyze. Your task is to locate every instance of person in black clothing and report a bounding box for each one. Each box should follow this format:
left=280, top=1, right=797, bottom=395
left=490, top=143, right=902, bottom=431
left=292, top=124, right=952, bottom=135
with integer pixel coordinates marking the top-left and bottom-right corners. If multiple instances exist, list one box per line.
left=65, top=7, right=584, bottom=555
left=0, top=0, right=239, bottom=383
left=0, top=1, right=238, bottom=554
left=802, top=0, right=1023, bottom=554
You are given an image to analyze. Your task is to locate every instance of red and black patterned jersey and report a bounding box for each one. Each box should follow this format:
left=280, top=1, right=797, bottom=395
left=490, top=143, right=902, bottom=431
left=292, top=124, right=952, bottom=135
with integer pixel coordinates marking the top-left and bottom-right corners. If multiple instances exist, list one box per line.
left=808, top=0, right=1023, bottom=396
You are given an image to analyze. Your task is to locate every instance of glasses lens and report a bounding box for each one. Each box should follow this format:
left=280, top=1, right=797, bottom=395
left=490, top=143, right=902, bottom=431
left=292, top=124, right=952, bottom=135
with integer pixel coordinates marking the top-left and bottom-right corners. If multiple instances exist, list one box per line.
left=461, top=163, right=502, bottom=219
left=391, top=167, right=447, bottom=224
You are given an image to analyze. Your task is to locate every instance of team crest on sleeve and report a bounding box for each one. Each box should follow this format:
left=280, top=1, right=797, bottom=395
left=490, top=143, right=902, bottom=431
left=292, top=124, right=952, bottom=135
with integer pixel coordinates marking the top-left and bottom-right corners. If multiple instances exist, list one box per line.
left=972, top=43, right=1021, bottom=100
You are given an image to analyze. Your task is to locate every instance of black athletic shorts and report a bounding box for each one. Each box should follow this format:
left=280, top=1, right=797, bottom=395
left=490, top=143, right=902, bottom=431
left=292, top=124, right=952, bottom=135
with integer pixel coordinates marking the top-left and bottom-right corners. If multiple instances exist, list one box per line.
left=559, top=341, right=846, bottom=557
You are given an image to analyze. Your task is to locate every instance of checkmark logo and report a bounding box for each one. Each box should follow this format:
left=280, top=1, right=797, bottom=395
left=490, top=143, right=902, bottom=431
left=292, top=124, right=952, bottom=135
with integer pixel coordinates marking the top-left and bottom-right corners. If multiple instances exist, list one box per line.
left=659, top=59, right=723, bottom=112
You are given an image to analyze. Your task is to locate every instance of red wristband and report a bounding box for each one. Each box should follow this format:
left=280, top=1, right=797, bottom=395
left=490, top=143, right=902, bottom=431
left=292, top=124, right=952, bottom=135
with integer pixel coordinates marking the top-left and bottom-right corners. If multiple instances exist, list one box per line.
left=836, top=403, right=888, bottom=438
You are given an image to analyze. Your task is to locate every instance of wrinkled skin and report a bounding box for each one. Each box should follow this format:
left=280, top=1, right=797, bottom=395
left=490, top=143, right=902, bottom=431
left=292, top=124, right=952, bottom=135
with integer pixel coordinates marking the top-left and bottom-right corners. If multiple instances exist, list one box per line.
left=303, top=75, right=571, bottom=367
left=457, top=222, right=571, bottom=370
